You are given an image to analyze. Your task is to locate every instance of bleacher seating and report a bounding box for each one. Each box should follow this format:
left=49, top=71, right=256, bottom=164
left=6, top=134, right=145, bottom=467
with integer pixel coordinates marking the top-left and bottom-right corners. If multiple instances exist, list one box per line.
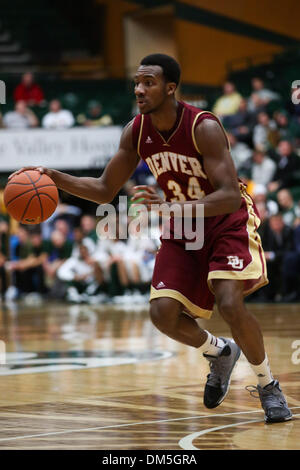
left=0, top=0, right=91, bottom=65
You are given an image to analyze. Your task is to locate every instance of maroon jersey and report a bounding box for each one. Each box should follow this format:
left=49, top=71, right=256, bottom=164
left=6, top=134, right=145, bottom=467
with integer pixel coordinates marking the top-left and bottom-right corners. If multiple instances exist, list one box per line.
left=132, top=101, right=229, bottom=204
left=132, top=102, right=267, bottom=317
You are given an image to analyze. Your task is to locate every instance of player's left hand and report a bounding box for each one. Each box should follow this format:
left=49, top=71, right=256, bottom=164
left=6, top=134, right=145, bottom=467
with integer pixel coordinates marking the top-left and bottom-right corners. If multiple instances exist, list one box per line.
left=131, top=185, right=164, bottom=209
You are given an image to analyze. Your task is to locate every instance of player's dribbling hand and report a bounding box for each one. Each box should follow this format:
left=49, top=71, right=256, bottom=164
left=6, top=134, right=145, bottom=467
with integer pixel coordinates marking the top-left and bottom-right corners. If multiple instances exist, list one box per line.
left=131, top=185, right=164, bottom=210
left=8, top=166, right=49, bottom=181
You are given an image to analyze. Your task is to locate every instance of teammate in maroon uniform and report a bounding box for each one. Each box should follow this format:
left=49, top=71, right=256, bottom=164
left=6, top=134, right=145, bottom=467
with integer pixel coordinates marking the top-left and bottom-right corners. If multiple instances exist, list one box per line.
left=10, top=54, right=291, bottom=423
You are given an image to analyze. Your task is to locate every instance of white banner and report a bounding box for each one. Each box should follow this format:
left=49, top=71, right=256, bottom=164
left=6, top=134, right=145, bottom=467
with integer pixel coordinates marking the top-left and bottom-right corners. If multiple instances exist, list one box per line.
left=0, top=126, right=123, bottom=171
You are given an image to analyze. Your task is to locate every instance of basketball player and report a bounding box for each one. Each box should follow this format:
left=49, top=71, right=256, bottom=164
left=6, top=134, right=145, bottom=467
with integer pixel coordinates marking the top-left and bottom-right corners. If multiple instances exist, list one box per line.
left=10, top=54, right=292, bottom=423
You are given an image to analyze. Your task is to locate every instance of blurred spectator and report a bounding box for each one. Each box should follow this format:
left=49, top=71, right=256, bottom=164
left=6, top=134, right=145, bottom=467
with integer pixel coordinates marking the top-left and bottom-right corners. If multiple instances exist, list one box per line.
left=41, top=199, right=82, bottom=240
left=23, top=230, right=49, bottom=294
left=0, top=218, right=9, bottom=299
left=255, top=201, right=269, bottom=225
left=252, top=184, right=278, bottom=216
left=58, top=243, right=103, bottom=303
left=248, top=77, right=280, bottom=114
left=105, top=235, right=132, bottom=297
left=252, top=111, right=277, bottom=150
left=77, top=101, right=113, bottom=127
left=42, top=99, right=75, bottom=129
left=286, top=85, right=300, bottom=117
left=13, top=72, right=45, bottom=106
left=212, top=82, right=242, bottom=118
left=281, top=217, right=300, bottom=302
left=240, top=149, right=276, bottom=187
left=54, top=219, right=72, bottom=241
left=273, top=109, right=296, bottom=142
left=3, top=100, right=39, bottom=129
left=80, top=215, right=98, bottom=243
left=268, top=140, right=300, bottom=192
left=43, top=230, right=73, bottom=280
left=71, top=226, right=95, bottom=259
left=132, top=161, right=153, bottom=185
left=228, top=132, right=252, bottom=171
left=5, top=226, right=40, bottom=297
left=259, top=213, right=294, bottom=301
left=276, top=189, right=300, bottom=227
left=222, top=98, right=256, bottom=143
left=126, top=215, right=159, bottom=288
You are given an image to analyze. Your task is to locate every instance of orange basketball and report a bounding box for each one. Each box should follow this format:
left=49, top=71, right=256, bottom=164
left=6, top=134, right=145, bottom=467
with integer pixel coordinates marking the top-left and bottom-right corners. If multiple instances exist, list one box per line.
left=4, top=170, right=58, bottom=224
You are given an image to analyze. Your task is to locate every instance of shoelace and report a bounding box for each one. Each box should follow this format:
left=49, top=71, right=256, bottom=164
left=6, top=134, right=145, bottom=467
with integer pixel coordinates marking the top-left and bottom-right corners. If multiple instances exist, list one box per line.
left=245, top=384, right=287, bottom=407
left=245, top=385, right=260, bottom=398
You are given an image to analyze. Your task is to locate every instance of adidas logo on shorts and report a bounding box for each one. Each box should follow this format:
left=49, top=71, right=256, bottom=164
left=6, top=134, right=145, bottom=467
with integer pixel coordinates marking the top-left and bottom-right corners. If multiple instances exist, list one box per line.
left=156, top=281, right=166, bottom=289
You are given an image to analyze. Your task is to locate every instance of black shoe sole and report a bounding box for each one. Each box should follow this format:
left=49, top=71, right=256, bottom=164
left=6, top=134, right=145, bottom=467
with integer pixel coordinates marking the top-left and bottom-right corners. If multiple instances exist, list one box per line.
left=265, top=413, right=293, bottom=424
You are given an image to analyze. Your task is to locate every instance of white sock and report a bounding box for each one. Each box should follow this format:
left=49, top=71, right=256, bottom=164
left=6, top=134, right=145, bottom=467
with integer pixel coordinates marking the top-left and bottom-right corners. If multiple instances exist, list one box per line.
left=250, top=355, right=274, bottom=388
left=199, top=331, right=226, bottom=357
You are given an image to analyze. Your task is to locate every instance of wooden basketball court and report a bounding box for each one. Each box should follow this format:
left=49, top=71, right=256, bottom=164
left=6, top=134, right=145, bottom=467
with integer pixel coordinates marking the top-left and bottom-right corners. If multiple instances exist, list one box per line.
left=0, top=300, right=299, bottom=450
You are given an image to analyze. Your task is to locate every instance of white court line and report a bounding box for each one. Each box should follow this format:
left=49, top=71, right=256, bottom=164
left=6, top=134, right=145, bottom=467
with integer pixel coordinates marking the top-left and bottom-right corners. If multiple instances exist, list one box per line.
left=179, top=413, right=300, bottom=450
left=0, top=407, right=299, bottom=443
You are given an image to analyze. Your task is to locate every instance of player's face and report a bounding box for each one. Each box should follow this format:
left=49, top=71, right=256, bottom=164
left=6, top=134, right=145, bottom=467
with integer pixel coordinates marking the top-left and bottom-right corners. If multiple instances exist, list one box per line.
left=134, top=66, right=170, bottom=114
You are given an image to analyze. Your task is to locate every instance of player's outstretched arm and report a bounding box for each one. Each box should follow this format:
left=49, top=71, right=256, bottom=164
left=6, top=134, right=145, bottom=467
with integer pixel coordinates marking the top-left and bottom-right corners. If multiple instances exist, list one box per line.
left=8, top=121, right=139, bottom=205
left=194, top=119, right=241, bottom=217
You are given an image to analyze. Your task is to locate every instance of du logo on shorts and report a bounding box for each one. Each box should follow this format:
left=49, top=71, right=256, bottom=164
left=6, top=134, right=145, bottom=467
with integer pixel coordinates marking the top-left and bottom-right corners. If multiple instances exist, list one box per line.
left=227, top=256, right=244, bottom=270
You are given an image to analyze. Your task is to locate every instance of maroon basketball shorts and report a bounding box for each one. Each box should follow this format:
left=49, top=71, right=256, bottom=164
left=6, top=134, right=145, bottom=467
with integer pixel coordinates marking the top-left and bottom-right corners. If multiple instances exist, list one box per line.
left=150, top=193, right=268, bottom=319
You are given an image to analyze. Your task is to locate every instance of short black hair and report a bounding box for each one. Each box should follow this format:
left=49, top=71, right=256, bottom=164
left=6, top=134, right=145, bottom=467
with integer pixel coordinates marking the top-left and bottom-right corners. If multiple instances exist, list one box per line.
left=140, top=53, right=181, bottom=87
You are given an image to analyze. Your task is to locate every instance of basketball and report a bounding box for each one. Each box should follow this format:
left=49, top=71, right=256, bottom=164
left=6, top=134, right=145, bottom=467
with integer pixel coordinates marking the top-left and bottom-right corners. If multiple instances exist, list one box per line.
left=4, top=170, right=58, bottom=224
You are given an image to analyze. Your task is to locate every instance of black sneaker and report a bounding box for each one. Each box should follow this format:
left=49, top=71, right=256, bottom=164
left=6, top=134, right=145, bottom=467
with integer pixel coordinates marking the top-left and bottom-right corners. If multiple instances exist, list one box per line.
left=203, top=338, right=241, bottom=409
left=247, top=380, right=293, bottom=423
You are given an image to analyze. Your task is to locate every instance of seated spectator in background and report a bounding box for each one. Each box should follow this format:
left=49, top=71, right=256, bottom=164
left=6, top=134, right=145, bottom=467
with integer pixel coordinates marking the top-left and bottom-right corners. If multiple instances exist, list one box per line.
left=80, top=215, right=98, bottom=243
left=248, top=77, right=280, bottom=114
left=281, top=217, right=300, bottom=301
left=41, top=199, right=82, bottom=240
left=285, top=84, right=300, bottom=145
left=273, top=109, right=295, bottom=142
left=54, top=218, right=72, bottom=241
left=254, top=201, right=269, bottom=226
left=132, top=160, right=153, bottom=185
left=258, top=213, right=294, bottom=301
left=13, top=72, right=45, bottom=107
left=240, top=148, right=276, bottom=187
left=42, top=99, right=74, bottom=129
left=126, top=214, right=159, bottom=290
left=227, top=132, right=252, bottom=171
left=105, top=234, right=132, bottom=297
left=268, top=140, right=300, bottom=192
left=71, top=226, right=96, bottom=259
left=285, top=85, right=300, bottom=148
left=77, top=101, right=113, bottom=127
left=252, top=184, right=278, bottom=217
left=276, top=189, right=300, bottom=227
left=222, top=98, right=256, bottom=143
left=252, top=111, right=277, bottom=150
left=0, top=218, right=9, bottom=299
left=286, top=84, right=300, bottom=117
left=23, top=230, right=49, bottom=294
left=212, top=81, right=242, bottom=118
left=5, top=226, right=47, bottom=297
left=3, top=100, right=39, bottom=129
left=57, top=243, right=103, bottom=303
left=43, top=230, right=73, bottom=280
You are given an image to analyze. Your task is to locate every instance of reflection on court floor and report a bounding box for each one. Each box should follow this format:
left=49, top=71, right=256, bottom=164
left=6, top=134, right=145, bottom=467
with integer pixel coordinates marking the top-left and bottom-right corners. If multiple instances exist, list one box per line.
left=0, top=301, right=299, bottom=449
